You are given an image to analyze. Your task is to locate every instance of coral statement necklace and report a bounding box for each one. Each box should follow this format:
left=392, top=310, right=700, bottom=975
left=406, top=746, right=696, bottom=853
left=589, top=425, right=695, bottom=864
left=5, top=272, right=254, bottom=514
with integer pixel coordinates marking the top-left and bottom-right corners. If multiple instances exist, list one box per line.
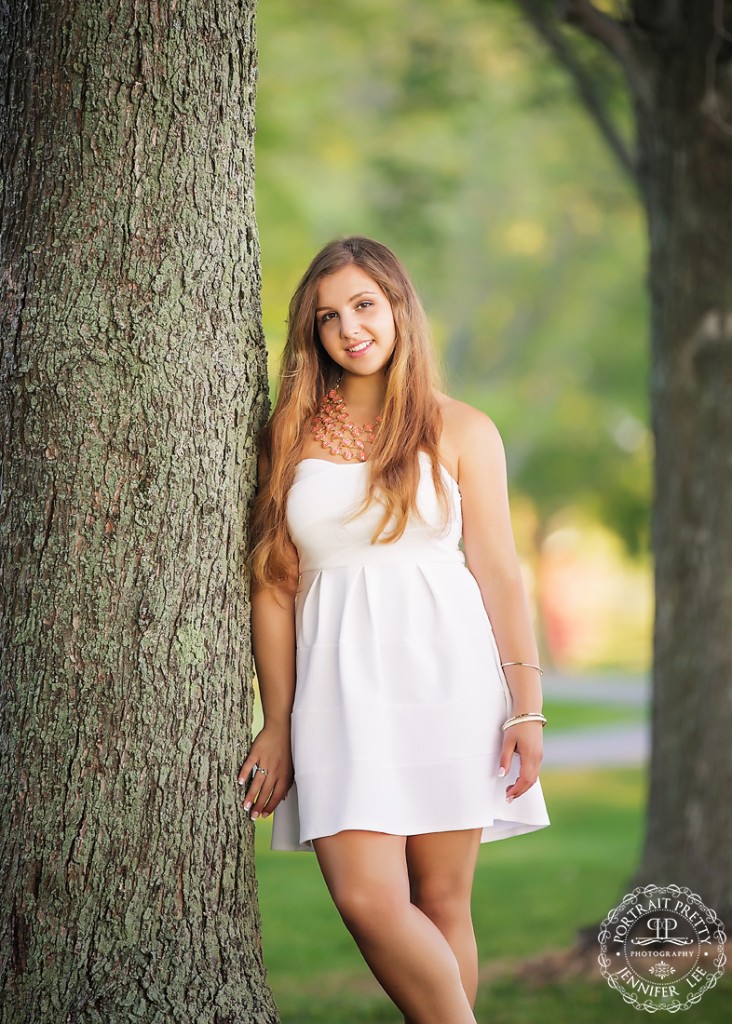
left=311, top=386, right=382, bottom=463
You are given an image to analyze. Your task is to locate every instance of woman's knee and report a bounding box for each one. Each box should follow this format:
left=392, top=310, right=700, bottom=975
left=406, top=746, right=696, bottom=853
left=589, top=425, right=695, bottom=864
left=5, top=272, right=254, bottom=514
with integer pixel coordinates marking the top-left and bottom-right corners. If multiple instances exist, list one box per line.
left=330, top=877, right=407, bottom=936
left=410, top=876, right=472, bottom=929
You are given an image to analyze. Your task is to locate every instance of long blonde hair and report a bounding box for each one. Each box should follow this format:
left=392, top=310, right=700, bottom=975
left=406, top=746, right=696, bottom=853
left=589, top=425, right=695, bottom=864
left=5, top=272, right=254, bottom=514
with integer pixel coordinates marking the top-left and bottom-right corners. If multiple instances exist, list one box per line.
left=250, top=236, right=450, bottom=588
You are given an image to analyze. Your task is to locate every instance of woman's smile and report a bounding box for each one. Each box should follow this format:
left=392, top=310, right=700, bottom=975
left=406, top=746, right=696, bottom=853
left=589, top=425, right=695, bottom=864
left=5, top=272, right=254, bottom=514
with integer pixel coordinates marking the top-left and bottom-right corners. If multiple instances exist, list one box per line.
left=345, top=339, right=374, bottom=356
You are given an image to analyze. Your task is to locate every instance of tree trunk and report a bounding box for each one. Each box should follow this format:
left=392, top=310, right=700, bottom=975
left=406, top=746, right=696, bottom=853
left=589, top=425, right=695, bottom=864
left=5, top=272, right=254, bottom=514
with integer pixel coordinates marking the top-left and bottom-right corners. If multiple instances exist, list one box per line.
left=0, top=2, right=275, bottom=1021
left=633, top=14, right=732, bottom=924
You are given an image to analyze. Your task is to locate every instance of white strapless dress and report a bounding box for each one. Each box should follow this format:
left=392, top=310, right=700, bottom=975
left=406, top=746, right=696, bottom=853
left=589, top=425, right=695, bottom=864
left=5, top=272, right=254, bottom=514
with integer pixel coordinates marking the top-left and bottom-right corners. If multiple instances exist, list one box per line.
left=270, top=451, right=550, bottom=852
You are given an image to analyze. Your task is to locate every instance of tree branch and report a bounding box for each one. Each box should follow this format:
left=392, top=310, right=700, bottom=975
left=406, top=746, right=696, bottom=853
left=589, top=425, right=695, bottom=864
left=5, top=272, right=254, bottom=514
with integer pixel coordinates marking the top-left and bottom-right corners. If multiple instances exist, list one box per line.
left=559, top=0, right=654, bottom=107
left=516, top=0, right=637, bottom=183
left=560, top=0, right=634, bottom=58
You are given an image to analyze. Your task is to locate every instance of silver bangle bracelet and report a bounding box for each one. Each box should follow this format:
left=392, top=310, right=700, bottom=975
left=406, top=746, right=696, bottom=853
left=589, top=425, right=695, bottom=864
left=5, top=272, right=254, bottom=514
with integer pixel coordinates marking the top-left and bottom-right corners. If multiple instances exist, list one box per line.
left=501, top=712, right=547, bottom=732
left=500, top=661, right=544, bottom=676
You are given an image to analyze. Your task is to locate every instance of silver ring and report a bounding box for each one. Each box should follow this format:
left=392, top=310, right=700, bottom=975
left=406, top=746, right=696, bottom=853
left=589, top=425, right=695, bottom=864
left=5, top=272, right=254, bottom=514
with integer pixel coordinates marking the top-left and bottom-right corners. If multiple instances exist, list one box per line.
left=256, top=767, right=268, bottom=776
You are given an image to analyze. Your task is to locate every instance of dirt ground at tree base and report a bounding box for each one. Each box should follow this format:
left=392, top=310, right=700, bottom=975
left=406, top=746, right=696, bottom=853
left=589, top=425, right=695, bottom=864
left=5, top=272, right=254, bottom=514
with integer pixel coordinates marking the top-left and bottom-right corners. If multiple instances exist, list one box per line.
left=501, top=934, right=731, bottom=989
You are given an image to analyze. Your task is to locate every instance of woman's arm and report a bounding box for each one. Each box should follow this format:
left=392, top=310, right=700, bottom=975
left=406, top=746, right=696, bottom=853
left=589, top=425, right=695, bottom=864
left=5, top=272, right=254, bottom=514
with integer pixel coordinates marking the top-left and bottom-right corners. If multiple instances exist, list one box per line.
left=237, top=455, right=298, bottom=820
left=236, top=577, right=297, bottom=820
left=450, top=402, right=544, bottom=802
left=251, top=579, right=297, bottom=732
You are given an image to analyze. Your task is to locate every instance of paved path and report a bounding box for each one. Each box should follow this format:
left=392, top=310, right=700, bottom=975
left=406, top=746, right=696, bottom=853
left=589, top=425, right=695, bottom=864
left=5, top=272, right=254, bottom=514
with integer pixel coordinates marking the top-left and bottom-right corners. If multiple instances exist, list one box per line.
left=540, top=672, right=650, bottom=769
left=543, top=722, right=649, bottom=768
left=542, top=671, right=649, bottom=706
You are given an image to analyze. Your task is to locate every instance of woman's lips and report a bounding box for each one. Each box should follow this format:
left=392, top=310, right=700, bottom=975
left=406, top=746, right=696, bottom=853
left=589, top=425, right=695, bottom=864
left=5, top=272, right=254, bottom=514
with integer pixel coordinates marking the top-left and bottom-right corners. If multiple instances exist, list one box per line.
left=345, top=340, right=374, bottom=357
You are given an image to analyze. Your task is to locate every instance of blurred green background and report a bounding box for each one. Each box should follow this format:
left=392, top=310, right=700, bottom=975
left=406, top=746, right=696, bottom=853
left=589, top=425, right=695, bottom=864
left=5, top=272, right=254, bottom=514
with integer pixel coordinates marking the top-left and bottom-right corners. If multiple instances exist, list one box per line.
left=256, top=0, right=651, bottom=675
left=247, top=2, right=714, bottom=1022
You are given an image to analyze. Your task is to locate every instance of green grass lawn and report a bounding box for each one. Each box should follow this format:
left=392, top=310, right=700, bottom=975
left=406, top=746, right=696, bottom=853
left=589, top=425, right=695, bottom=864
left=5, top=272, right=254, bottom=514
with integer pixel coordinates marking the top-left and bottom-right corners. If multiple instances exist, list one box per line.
left=255, top=766, right=730, bottom=1023
left=541, top=698, right=645, bottom=732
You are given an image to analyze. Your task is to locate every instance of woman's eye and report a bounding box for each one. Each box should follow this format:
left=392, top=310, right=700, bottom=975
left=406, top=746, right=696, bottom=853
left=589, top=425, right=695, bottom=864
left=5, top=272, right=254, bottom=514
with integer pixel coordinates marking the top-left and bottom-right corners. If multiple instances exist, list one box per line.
left=356, top=301, right=373, bottom=311
left=319, top=311, right=336, bottom=324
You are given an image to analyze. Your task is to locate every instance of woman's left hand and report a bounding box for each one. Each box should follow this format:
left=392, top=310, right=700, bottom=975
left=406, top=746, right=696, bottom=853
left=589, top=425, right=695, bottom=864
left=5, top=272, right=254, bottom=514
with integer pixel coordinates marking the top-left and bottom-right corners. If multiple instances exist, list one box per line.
left=498, top=721, right=544, bottom=802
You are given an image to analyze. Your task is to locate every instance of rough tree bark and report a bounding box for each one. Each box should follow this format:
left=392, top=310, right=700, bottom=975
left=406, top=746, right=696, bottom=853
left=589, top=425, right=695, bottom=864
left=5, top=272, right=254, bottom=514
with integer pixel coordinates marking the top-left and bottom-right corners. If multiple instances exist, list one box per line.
left=0, top=2, right=276, bottom=1021
left=516, top=0, right=732, bottom=923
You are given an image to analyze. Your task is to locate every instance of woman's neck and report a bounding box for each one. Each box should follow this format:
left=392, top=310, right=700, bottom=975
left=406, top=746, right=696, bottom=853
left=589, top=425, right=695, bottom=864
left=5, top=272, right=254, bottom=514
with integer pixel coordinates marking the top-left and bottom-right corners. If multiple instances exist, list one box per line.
left=338, top=371, right=387, bottom=421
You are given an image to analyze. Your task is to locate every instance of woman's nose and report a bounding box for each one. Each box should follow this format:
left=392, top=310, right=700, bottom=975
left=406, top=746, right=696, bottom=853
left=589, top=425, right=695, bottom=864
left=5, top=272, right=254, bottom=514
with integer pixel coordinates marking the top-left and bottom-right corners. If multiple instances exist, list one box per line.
left=339, top=313, right=360, bottom=339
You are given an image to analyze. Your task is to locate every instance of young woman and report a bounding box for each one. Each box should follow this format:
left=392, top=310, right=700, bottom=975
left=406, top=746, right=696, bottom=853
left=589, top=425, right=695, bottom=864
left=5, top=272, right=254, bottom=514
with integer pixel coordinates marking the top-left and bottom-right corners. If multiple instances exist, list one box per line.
left=239, top=236, right=550, bottom=1024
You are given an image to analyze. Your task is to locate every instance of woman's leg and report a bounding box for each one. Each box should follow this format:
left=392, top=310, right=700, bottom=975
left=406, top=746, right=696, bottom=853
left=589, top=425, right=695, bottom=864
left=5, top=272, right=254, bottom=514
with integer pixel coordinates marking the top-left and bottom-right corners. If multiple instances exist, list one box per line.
left=313, top=830, right=477, bottom=1024
left=405, top=828, right=483, bottom=1009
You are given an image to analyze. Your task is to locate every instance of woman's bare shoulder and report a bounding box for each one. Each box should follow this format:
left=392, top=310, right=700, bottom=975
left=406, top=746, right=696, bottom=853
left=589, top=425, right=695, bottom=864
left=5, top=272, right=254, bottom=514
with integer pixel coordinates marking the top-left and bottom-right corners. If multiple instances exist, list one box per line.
left=435, top=391, right=504, bottom=457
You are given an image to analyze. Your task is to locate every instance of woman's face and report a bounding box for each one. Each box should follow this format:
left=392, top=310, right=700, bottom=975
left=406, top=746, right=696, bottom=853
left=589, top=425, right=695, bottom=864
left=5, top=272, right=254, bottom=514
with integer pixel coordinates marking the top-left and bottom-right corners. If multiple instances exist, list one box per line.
left=315, top=264, right=397, bottom=378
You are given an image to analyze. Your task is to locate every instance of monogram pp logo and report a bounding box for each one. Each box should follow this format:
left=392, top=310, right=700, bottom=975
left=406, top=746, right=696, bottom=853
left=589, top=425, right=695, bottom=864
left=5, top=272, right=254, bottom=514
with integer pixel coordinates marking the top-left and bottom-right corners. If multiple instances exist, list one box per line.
left=598, top=883, right=726, bottom=1012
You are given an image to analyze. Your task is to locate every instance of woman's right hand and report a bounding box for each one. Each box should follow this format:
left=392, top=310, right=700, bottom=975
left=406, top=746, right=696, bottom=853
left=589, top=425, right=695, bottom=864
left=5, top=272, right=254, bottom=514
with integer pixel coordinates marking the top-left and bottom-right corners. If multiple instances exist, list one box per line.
left=237, top=723, right=294, bottom=820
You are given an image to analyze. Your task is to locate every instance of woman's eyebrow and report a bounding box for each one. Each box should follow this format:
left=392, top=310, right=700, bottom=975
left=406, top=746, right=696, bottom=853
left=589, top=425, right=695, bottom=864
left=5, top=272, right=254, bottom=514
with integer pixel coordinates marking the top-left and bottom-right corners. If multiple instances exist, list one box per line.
left=315, top=290, right=377, bottom=312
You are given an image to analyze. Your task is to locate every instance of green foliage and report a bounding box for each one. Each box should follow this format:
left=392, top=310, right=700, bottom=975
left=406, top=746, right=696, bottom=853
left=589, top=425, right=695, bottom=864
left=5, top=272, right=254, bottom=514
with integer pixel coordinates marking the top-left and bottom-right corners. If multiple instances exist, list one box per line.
left=256, top=0, right=650, bottom=554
